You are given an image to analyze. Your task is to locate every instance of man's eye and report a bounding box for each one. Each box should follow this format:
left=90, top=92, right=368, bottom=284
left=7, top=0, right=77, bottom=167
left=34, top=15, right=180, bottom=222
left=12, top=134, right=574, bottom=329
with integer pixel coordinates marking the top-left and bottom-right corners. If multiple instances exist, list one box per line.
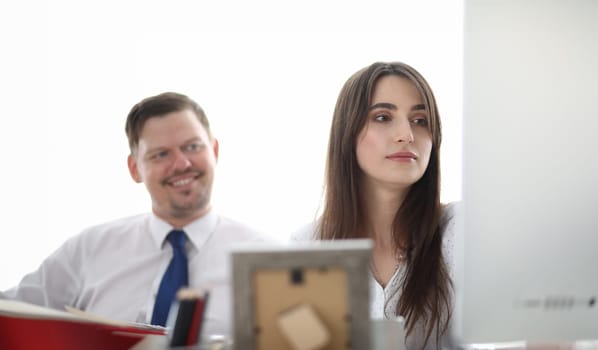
left=150, top=151, right=169, bottom=160
left=186, top=143, right=203, bottom=152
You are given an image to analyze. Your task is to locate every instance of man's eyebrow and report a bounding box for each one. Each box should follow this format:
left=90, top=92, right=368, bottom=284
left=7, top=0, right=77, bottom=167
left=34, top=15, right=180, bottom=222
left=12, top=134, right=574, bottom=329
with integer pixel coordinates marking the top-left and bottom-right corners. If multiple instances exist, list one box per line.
left=183, top=137, right=203, bottom=144
left=144, top=146, right=167, bottom=155
left=144, top=137, right=203, bottom=154
left=367, top=102, right=426, bottom=111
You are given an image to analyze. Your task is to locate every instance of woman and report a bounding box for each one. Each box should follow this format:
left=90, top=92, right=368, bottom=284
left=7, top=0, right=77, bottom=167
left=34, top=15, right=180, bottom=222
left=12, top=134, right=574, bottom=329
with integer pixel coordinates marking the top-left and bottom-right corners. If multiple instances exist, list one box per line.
left=292, top=62, right=456, bottom=350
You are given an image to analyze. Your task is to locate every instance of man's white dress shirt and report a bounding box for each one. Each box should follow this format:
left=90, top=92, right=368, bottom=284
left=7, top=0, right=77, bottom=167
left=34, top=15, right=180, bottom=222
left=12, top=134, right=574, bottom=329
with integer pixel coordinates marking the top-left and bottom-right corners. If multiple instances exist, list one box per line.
left=1, top=209, right=269, bottom=337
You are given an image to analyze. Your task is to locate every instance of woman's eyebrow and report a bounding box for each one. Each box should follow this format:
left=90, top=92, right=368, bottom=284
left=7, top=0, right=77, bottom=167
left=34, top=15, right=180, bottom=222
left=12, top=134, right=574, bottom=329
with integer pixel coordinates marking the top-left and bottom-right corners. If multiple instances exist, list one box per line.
left=411, top=104, right=426, bottom=111
left=367, top=102, right=397, bottom=111
left=367, top=103, right=426, bottom=111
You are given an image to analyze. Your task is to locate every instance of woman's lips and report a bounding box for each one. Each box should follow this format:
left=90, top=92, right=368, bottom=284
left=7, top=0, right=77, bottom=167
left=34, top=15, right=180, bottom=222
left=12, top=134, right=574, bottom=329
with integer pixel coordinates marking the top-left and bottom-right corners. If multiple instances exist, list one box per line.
left=386, top=152, right=417, bottom=162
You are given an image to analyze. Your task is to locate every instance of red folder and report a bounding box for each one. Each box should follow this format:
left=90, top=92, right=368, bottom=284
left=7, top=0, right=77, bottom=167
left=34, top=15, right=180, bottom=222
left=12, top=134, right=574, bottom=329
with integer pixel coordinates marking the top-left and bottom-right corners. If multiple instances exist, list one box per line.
left=0, top=300, right=166, bottom=350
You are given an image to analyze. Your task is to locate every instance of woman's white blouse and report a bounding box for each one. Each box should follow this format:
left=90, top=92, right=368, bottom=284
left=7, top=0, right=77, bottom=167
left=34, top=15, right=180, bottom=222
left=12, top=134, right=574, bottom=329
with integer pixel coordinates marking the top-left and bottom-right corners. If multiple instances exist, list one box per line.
left=291, top=202, right=458, bottom=349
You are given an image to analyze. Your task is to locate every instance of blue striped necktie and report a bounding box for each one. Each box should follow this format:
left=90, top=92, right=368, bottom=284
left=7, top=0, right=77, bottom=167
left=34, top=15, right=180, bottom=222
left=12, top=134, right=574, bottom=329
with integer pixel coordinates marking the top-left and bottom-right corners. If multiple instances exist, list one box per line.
left=151, top=229, right=189, bottom=326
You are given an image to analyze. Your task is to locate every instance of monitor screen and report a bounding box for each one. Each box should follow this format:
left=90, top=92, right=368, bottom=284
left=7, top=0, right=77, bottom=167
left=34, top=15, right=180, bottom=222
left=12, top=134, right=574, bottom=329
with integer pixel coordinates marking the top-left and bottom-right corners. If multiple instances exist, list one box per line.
left=453, top=0, right=598, bottom=345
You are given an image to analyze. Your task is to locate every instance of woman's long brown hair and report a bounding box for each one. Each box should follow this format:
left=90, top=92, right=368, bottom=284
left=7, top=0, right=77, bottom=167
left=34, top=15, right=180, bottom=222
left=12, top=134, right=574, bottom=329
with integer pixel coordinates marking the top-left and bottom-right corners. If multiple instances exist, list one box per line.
left=317, top=62, right=452, bottom=349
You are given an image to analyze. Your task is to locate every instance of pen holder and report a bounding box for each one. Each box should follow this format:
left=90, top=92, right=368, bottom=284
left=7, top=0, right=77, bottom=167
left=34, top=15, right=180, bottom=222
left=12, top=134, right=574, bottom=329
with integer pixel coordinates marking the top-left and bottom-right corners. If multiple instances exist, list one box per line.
left=166, top=288, right=210, bottom=347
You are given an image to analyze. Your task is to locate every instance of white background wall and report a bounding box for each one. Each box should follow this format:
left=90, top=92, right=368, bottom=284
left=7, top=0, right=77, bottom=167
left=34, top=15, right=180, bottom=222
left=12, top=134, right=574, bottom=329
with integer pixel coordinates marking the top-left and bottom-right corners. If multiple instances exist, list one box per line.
left=0, top=0, right=463, bottom=289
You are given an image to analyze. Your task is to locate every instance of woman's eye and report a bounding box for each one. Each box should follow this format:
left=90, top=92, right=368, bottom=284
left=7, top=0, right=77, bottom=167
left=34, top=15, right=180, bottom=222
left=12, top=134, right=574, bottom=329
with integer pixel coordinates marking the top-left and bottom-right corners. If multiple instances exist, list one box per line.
left=411, top=117, right=429, bottom=127
left=374, top=114, right=390, bottom=122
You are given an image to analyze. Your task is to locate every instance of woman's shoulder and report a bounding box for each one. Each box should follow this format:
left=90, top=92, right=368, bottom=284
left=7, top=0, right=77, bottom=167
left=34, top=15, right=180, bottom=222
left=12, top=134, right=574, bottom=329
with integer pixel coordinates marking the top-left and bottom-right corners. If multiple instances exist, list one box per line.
left=440, top=201, right=460, bottom=227
left=440, top=201, right=461, bottom=236
left=289, top=220, right=320, bottom=241
left=440, top=201, right=461, bottom=268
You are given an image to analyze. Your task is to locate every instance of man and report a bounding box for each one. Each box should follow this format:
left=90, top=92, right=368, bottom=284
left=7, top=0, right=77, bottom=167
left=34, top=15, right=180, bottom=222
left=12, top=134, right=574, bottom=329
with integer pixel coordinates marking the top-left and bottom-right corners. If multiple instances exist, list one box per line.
left=1, top=92, right=268, bottom=336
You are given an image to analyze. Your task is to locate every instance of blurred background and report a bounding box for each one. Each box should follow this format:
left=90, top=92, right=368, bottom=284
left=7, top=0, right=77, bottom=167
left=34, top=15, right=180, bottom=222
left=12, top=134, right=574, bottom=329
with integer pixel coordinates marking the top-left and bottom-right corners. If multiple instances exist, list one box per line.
left=0, top=0, right=463, bottom=289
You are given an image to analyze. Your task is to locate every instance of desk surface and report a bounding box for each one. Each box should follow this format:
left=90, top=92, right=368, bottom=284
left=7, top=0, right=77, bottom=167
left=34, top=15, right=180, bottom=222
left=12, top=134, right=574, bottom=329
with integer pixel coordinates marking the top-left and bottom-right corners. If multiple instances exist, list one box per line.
left=131, top=335, right=598, bottom=350
left=130, top=335, right=232, bottom=350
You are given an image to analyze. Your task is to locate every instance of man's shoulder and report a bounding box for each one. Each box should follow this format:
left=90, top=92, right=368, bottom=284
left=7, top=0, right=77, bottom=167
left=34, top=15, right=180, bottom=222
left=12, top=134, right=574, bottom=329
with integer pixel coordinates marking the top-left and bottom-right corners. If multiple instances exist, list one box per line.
left=54, top=213, right=151, bottom=256
left=215, top=215, right=273, bottom=242
left=81, top=213, right=150, bottom=235
left=70, top=213, right=151, bottom=247
left=290, top=220, right=319, bottom=241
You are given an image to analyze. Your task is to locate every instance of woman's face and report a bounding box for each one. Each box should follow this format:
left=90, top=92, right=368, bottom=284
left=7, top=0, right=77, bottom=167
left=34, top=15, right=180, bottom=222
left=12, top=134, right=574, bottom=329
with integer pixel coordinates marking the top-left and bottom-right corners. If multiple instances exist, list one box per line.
left=355, top=75, right=433, bottom=192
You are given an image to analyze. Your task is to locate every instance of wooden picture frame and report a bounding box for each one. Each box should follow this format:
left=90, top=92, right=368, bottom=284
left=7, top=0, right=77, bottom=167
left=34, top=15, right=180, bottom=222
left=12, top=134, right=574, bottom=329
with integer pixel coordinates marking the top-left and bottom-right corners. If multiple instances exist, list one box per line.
left=231, top=239, right=372, bottom=350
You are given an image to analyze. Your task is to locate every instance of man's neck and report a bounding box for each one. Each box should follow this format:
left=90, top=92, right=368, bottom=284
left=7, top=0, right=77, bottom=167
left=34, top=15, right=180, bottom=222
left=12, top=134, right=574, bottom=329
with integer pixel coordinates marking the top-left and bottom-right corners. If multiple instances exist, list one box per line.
left=154, top=205, right=212, bottom=229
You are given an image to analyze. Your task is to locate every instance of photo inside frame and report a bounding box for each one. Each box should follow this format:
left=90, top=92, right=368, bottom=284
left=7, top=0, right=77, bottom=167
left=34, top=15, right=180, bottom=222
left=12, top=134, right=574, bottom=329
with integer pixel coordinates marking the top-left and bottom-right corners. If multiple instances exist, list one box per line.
left=252, top=267, right=350, bottom=350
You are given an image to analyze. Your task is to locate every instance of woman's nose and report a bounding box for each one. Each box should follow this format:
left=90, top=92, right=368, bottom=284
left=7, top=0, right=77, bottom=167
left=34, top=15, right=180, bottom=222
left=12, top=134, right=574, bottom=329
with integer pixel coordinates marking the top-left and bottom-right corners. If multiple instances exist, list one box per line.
left=394, top=120, right=414, bottom=143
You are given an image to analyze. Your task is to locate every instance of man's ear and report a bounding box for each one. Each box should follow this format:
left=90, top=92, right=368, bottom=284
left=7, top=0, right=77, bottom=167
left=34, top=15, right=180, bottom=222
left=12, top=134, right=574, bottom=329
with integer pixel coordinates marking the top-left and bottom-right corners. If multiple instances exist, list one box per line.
left=212, top=138, right=219, bottom=161
left=127, top=154, right=142, bottom=183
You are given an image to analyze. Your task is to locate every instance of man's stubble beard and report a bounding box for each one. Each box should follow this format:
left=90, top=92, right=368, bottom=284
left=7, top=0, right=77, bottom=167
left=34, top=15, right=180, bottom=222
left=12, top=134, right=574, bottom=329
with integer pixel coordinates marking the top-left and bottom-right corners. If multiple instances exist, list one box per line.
left=169, top=187, right=212, bottom=219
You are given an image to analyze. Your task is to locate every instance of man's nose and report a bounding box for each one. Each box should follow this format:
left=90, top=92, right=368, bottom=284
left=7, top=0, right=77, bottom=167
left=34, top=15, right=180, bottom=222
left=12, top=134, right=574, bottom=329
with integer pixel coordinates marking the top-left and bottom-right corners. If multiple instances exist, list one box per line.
left=172, top=150, right=192, bottom=170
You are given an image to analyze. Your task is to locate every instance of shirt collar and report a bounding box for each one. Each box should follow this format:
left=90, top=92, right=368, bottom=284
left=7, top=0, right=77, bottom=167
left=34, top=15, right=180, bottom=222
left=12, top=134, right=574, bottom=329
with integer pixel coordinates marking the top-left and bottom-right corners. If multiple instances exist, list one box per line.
left=149, top=209, right=219, bottom=253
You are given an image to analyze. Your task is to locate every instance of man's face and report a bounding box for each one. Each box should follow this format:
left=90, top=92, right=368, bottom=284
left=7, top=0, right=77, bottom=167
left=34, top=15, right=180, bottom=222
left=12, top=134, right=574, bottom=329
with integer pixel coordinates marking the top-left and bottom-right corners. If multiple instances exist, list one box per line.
left=127, top=109, right=218, bottom=226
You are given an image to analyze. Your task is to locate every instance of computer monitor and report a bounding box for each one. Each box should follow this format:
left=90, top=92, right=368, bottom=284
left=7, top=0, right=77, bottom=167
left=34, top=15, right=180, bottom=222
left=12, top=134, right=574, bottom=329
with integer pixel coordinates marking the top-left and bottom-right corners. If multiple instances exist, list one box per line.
left=453, top=0, right=598, bottom=345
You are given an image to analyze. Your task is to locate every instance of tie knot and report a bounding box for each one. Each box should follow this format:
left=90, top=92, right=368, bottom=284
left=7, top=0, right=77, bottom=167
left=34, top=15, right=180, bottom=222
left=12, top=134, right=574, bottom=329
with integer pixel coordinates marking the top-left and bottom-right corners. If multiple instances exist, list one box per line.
left=167, top=230, right=187, bottom=252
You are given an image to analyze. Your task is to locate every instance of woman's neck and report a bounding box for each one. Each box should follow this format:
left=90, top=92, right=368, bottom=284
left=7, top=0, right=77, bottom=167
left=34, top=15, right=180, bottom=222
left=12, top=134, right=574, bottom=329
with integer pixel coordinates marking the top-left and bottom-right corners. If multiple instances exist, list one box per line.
left=362, top=183, right=410, bottom=288
left=361, top=181, right=408, bottom=246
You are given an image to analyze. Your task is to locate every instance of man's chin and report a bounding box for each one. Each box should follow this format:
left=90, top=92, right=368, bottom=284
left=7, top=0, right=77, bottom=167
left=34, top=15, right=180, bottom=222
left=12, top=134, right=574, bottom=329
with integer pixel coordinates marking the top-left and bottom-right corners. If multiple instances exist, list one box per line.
left=170, top=200, right=209, bottom=218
